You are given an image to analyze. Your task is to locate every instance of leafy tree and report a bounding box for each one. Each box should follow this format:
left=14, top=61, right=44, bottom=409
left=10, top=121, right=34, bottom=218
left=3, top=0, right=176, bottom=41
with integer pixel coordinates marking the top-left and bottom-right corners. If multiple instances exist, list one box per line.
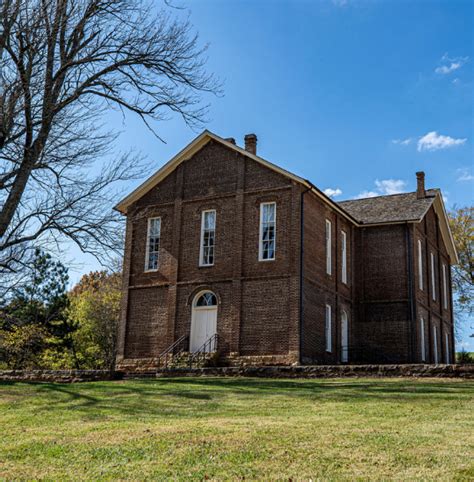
left=0, top=248, right=73, bottom=368
left=448, top=206, right=473, bottom=339
left=0, top=324, right=47, bottom=369
left=68, top=270, right=121, bottom=371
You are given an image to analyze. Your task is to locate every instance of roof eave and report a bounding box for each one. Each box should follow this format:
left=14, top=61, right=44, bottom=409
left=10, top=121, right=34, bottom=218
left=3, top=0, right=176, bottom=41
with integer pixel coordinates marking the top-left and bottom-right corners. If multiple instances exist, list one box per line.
left=114, top=130, right=213, bottom=214
left=432, top=192, right=459, bottom=264
left=113, top=130, right=358, bottom=225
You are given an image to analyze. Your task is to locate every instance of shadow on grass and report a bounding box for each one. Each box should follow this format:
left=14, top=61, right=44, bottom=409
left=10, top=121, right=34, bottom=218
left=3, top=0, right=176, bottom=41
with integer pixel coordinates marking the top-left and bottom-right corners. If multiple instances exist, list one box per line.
left=1, top=377, right=473, bottom=420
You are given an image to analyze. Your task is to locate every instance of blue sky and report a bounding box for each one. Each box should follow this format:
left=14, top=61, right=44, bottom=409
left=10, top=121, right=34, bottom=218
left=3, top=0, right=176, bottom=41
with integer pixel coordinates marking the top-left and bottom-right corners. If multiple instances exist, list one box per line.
left=67, top=0, right=473, bottom=347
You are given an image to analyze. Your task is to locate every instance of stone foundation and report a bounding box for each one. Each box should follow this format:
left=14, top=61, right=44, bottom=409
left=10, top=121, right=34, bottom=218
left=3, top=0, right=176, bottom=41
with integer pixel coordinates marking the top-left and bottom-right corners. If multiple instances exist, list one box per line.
left=0, top=370, right=117, bottom=383
left=115, top=357, right=161, bottom=374
left=0, top=364, right=472, bottom=382
left=155, top=364, right=474, bottom=379
left=116, top=352, right=300, bottom=373
left=227, top=353, right=299, bottom=366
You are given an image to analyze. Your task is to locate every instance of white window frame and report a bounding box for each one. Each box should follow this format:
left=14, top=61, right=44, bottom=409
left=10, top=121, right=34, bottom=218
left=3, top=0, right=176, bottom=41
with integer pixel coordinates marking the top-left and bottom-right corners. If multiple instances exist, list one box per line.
left=442, top=263, right=448, bottom=309
left=326, top=220, right=332, bottom=275
left=325, top=304, right=332, bottom=353
left=445, top=332, right=450, bottom=364
left=144, top=217, right=161, bottom=272
left=341, top=309, right=349, bottom=363
left=341, top=230, right=347, bottom=284
left=418, top=239, right=423, bottom=290
left=433, top=325, right=439, bottom=364
left=430, top=252, right=436, bottom=301
left=259, top=202, right=276, bottom=262
left=199, top=209, right=216, bottom=267
left=420, top=317, right=426, bottom=362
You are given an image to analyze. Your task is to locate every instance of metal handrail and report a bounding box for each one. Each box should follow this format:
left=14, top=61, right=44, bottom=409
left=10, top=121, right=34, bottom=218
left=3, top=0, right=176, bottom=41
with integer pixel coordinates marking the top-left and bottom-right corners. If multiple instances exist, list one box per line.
left=157, top=334, right=189, bottom=368
left=188, top=333, right=218, bottom=368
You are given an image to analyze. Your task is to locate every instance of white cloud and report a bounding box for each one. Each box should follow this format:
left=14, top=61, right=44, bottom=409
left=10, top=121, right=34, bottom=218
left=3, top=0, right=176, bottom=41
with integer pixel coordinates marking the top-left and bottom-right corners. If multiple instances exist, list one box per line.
left=323, top=187, right=342, bottom=198
left=355, top=179, right=407, bottom=199
left=354, top=190, right=379, bottom=199
left=332, top=0, right=348, bottom=6
left=417, top=131, right=467, bottom=152
left=375, top=179, right=407, bottom=195
left=457, top=168, right=474, bottom=182
left=435, top=54, right=468, bottom=75
left=435, top=62, right=462, bottom=74
left=392, top=138, right=412, bottom=146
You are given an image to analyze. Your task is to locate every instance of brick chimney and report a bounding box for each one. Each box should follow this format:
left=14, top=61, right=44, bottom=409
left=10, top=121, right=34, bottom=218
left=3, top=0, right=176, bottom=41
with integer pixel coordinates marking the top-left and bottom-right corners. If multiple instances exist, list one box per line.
left=416, top=171, right=426, bottom=199
left=244, top=134, right=257, bottom=155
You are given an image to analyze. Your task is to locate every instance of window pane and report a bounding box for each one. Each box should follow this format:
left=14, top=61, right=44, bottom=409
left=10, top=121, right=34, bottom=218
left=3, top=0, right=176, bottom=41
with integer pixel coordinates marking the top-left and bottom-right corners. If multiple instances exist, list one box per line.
left=149, top=218, right=161, bottom=236
left=205, top=211, right=215, bottom=230
left=260, top=203, right=276, bottom=260
left=197, top=292, right=217, bottom=306
left=147, top=252, right=159, bottom=271
left=146, top=218, right=161, bottom=271
left=200, top=211, right=216, bottom=266
left=263, top=203, right=275, bottom=222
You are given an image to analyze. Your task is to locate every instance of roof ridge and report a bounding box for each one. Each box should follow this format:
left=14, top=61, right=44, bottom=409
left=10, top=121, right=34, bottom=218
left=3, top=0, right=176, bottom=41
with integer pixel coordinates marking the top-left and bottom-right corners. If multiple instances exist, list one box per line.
left=339, top=188, right=438, bottom=203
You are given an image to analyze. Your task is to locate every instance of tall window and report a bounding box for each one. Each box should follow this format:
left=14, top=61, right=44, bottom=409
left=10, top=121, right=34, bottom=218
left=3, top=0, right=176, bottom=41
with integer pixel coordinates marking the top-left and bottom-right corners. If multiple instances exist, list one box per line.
left=326, top=220, right=332, bottom=275
left=433, top=326, right=439, bottom=364
left=259, top=202, right=276, bottom=261
left=325, top=304, right=332, bottom=353
left=430, top=252, right=436, bottom=301
left=200, top=210, right=216, bottom=266
left=420, top=317, right=426, bottom=362
left=341, top=230, right=347, bottom=284
left=418, top=239, right=423, bottom=290
left=445, top=332, right=450, bottom=364
left=442, top=264, right=448, bottom=309
left=145, top=217, right=161, bottom=271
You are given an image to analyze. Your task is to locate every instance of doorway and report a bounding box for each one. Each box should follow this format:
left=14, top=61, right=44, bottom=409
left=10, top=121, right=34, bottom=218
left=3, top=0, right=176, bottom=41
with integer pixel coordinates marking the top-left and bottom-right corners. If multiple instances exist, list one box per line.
left=190, top=291, right=218, bottom=353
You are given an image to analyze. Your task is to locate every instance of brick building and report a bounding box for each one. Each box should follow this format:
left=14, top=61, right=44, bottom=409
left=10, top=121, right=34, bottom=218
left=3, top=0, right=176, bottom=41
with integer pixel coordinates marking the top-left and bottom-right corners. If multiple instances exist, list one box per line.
left=115, top=131, right=457, bottom=369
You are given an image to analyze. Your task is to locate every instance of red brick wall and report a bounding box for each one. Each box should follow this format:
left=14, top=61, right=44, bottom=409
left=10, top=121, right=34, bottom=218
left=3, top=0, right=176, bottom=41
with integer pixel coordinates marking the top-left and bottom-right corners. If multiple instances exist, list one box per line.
left=240, top=279, right=292, bottom=355
left=117, top=137, right=455, bottom=367
left=300, top=192, right=354, bottom=364
left=119, top=140, right=302, bottom=362
left=125, top=287, right=169, bottom=358
left=352, top=224, right=412, bottom=363
left=414, top=206, right=454, bottom=363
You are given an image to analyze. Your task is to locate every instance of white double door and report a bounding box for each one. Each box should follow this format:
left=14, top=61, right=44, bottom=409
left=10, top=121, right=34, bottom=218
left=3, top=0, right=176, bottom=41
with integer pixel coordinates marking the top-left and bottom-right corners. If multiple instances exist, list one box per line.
left=190, top=307, right=217, bottom=353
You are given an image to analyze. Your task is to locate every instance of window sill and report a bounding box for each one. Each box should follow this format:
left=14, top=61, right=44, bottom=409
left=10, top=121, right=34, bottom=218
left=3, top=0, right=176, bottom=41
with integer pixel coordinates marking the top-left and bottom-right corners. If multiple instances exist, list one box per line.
left=199, top=264, right=214, bottom=268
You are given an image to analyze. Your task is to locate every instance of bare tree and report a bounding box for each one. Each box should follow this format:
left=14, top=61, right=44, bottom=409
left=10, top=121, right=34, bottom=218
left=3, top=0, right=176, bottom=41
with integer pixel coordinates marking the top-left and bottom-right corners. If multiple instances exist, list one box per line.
left=0, top=0, right=220, bottom=285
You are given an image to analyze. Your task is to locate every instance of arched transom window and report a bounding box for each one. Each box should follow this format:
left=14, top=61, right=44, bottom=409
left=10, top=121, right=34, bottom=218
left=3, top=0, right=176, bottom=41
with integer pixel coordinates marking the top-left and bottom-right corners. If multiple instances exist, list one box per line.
left=195, top=292, right=217, bottom=307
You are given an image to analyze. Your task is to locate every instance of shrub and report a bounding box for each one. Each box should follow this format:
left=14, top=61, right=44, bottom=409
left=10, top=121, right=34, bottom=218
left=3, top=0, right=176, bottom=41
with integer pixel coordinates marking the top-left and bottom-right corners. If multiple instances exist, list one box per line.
left=456, top=350, right=474, bottom=364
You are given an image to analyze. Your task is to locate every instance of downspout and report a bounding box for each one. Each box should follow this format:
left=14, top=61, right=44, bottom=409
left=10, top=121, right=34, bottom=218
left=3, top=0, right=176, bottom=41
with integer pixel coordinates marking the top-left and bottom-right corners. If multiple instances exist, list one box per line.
left=406, top=222, right=416, bottom=362
left=299, top=185, right=312, bottom=365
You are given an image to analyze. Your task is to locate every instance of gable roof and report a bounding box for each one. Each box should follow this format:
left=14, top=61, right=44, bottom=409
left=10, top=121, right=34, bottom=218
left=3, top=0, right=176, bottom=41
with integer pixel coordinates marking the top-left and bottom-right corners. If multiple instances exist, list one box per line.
left=114, top=129, right=457, bottom=263
left=338, top=189, right=438, bottom=224
left=339, top=189, right=458, bottom=263
left=114, top=129, right=357, bottom=223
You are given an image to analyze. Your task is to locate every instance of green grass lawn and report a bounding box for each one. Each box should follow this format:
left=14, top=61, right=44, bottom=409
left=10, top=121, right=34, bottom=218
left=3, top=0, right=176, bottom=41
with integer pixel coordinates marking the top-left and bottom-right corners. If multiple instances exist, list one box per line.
left=1, top=378, right=473, bottom=480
